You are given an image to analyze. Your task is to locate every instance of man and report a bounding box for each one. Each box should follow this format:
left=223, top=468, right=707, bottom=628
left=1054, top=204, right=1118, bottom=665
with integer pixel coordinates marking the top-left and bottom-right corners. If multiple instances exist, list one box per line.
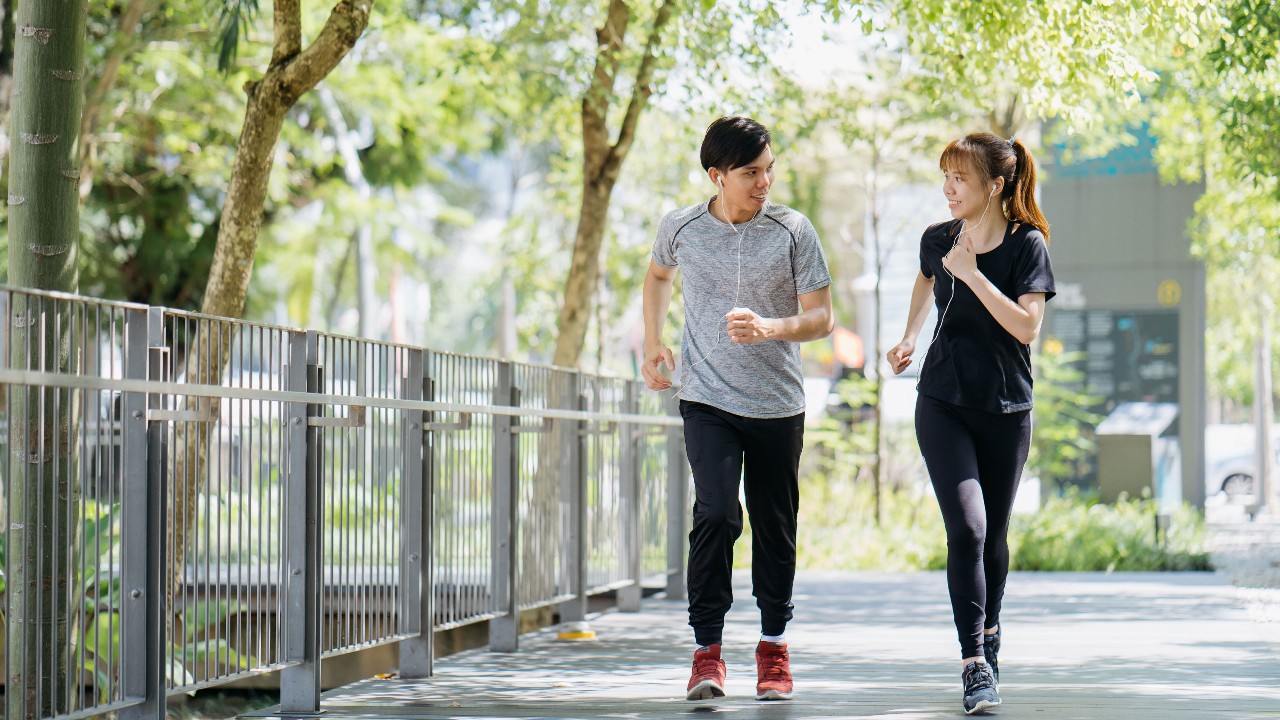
left=641, top=116, right=834, bottom=702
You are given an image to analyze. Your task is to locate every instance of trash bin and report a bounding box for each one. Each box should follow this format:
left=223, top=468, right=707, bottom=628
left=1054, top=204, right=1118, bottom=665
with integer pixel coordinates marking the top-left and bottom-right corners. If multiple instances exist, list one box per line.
left=1095, top=402, right=1181, bottom=510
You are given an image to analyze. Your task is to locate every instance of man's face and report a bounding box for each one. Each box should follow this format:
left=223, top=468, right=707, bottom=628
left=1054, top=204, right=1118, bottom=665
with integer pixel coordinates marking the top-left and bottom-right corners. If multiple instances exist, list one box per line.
left=716, top=146, right=774, bottom=211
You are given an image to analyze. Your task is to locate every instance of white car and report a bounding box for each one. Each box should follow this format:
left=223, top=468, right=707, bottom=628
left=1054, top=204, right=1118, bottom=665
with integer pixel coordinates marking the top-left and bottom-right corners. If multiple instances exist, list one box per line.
left=1206, top=446, right=1280, bottom=501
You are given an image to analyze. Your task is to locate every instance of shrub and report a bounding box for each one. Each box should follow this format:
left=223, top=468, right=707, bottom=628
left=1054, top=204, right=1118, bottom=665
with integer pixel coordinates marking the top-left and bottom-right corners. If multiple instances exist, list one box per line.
left=1010, top=490, right=1211, bottom=572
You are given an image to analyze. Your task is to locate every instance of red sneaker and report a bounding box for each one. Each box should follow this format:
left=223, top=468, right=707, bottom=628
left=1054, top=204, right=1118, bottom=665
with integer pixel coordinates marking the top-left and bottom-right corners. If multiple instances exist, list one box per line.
left=686, top=644, right=727, bottom=701
left=755, top=641, right=793, bottom=700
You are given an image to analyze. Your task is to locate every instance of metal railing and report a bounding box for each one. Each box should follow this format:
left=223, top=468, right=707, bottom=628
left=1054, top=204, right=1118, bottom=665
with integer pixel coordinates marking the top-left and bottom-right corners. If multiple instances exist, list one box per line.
left=0, top=286, right=687, bottom=719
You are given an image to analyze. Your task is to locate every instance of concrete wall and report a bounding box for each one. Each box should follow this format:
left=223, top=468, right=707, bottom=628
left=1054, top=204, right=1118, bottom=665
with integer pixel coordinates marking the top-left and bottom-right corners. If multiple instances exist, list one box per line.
left=1043, top=156, right=1207, bottom=506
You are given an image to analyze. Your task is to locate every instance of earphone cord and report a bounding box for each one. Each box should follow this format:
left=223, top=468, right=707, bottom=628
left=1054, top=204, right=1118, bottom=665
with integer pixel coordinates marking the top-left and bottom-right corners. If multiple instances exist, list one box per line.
left=916, top=194, right=996, bottom=387
left=668, top=191, right=759, bottom=397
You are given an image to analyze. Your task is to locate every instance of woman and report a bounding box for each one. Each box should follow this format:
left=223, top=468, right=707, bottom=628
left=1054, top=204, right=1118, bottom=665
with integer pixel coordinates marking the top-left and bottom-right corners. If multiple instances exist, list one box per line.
left=887, top=132, right=1055, bottom=715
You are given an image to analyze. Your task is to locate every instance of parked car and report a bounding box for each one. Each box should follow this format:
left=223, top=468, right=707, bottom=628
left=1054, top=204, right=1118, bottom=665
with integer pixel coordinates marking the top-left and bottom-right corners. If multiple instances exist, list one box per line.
left=1206, top=445, right=1280, bottom=502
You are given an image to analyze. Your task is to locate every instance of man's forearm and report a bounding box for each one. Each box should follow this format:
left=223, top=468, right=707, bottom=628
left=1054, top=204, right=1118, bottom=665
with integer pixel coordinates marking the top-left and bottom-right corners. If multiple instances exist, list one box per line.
left=643, top=273, right=675, bottom=350
left=768, top=306, right=833, bottom=343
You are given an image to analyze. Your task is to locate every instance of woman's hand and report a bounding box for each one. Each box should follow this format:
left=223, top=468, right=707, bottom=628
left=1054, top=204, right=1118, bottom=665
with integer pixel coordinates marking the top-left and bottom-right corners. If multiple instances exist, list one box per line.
left=886, top=339, right=916, bottom=375
left=942, top=236, right=979, bottom=282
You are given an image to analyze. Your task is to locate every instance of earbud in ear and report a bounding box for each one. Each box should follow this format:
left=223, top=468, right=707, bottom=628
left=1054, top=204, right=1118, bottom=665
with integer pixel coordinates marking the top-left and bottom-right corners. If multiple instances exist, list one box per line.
left=990, top=185, right=997, bottom=196
left=718, top=177, right=724, bottom=188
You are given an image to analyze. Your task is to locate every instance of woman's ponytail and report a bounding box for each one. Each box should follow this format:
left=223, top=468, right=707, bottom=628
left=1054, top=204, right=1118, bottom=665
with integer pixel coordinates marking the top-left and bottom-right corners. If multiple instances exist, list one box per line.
left=1007, top=140, right=1050, bottom=244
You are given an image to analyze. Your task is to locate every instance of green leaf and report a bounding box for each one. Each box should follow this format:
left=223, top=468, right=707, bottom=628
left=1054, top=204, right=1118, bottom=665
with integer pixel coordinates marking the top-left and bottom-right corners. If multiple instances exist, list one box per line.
left=215, top=0, right=260, bottom=74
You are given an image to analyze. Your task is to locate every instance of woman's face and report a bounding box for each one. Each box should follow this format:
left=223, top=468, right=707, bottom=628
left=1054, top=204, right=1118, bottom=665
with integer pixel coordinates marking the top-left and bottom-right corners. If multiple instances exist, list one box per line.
left=942, top=161, right=995, bottom=223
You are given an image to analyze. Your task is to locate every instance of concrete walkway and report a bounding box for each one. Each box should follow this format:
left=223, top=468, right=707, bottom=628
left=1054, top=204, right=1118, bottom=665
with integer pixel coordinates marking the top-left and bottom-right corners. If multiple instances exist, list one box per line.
left=246, top=571, right=1280, bottom=719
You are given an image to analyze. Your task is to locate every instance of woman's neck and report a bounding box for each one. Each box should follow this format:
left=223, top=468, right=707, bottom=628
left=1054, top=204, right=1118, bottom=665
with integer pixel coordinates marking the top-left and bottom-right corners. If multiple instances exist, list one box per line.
left=959, top=212, right=1009, bottom=252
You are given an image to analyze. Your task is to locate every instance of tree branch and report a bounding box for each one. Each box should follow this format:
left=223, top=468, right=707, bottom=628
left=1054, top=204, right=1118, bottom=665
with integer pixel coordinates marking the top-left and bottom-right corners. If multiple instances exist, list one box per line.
left=273, top=0, right=302, bottom=65
left=274, top=0, right=372, bottom=105
left=607, top=0, right=674, bottom=174
left=582, top=0, right=630, bottom=161
left=79, top=0, right=150, bottom=200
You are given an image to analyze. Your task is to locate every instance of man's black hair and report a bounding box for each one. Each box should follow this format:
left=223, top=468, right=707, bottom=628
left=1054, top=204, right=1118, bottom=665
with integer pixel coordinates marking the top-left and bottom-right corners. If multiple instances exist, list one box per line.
left=700, top=116, right=771, bottom=172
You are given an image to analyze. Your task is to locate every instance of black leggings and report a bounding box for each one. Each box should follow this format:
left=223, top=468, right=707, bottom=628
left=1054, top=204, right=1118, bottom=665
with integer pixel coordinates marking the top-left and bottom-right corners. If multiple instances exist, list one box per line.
left=915, top=394, right=1031, bottom=659
left=681, top=400, right=804, bottom=647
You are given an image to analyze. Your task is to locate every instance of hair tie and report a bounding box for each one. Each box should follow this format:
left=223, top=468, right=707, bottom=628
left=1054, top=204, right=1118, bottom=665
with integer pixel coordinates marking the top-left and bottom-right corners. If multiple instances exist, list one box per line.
left=1007, top=137, right=1016, bottom=147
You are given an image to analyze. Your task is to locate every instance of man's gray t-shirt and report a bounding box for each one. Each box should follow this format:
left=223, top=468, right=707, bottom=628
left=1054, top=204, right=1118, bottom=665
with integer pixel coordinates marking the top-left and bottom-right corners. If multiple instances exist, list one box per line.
left=652, top=198, right=832, bottom=419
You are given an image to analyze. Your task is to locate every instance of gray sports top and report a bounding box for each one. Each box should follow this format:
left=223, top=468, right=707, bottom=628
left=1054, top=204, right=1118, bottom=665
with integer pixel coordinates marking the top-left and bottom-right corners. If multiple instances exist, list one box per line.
left=652, top=198, right=831, bottom=419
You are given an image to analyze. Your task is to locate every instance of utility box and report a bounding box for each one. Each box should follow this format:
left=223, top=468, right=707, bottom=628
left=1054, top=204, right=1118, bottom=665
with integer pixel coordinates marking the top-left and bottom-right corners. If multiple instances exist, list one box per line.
left=1096, top=402, right=1182, bottom=511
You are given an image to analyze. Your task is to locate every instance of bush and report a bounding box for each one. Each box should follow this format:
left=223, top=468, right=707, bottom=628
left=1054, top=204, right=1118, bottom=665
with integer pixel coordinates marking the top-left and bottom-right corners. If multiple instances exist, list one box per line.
left=730, top=375, right=1211, bottom=573
left=1009, top=490, right=1211, bottom=572
left=747, top=479, right=1212, bottom=573
left=797, top=481, right=948, bottom=571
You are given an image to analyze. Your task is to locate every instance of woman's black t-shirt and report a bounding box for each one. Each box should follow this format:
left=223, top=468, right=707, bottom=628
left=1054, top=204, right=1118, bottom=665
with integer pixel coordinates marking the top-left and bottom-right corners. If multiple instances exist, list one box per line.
left=916, top=219, right=1056, bottom=414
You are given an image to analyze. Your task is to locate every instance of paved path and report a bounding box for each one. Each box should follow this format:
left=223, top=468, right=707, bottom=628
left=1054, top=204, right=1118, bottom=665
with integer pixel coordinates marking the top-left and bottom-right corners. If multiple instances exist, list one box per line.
left=246, top=571, right=1280, bottom=719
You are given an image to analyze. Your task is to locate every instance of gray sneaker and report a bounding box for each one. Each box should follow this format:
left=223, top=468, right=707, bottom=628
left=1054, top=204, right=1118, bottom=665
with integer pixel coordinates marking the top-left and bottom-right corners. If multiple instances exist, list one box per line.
left=962, top=661, right=1001, bottom=715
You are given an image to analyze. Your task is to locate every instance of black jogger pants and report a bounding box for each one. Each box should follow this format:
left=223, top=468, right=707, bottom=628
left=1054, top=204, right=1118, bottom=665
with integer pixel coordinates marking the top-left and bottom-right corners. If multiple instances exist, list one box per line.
left=681, top=400, right=805, bottom=647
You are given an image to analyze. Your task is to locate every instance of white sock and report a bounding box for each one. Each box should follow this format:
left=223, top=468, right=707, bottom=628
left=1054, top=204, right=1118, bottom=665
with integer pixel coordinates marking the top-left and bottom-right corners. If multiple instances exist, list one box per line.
left=760, top=633, right=785, bottom=644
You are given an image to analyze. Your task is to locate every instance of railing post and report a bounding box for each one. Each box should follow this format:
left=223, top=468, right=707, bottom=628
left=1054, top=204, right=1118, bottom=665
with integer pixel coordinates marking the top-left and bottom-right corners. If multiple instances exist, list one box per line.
left=120, top=308, right=167, bottom=720
left=665, top=393, right=687, bottom=599
left=618, top=382, right=642, bottom=612
left=280, top=330, right=322, bottom=715
left=557, top=373, right=587, bottom=624
left=399, top=348, right=432, bottom=678
left=489, top=362, right=519, bottom=651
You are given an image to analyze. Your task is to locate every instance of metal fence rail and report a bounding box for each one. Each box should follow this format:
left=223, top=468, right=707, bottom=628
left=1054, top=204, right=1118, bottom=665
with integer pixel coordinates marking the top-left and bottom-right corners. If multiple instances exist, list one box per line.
left=0, top=286, right=686, bottom=720
left=429, top=351, right=498, bottom=632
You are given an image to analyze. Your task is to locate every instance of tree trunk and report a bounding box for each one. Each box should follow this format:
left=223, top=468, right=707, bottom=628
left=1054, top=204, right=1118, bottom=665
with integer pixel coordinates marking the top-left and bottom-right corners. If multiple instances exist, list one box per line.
left=987, top=95, right=1023, bottom=140
left=173, top=0, right=373, bottom=610
left=551, top=0, right=672, bottom=369
left=5, top=1, right=89, bottom=716
left=1256, top=295, right=1275, bottom=511
left=868, top=144, right=883, bottom=528
left=553, top=176, right=614, bottom=367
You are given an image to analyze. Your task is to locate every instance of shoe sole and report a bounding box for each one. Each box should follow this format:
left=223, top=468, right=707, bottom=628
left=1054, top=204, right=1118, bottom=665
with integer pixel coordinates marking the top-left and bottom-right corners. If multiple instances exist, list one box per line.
left=686, top=680, right=726, bottom=701
left=755, top=689, right=793, bottom=701
left=965, top=698, right=1002, bottom=715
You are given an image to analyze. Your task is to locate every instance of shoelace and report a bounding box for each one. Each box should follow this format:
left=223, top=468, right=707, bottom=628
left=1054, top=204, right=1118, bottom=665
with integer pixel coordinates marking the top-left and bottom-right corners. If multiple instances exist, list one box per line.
left=758, top=649, right=790, bottom=681
left=963, top=662, right=995, bottom=692
left=693, top=655, right=723, bottom=678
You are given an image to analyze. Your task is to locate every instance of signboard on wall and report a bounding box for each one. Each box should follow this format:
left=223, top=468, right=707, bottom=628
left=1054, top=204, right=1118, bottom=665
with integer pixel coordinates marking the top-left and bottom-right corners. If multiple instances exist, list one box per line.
left=1048, top=309, right=1180, bottom=415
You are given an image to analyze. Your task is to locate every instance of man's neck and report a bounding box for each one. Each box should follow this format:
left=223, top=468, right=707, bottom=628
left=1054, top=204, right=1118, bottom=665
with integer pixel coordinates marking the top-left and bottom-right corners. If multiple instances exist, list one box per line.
left=713, top=195, right=758, bottom=225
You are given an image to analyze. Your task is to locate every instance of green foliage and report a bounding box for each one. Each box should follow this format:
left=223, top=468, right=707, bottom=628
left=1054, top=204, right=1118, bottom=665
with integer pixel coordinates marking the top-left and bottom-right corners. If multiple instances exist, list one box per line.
left=790, top=371, right=1207, bottom=573
left=1029, top=347, right=1104, bottom=491
left=1205, top=0, right=1280, bottom=189
left=1010, top=490, right=1212, bottom=572
left=215, top=0, right=260, bottom=73
left=879, top=0, right=1212, bottom=137
left=807, top=375, right=879, bottom=461
left=782, top=483, right=1211, bottom=573
left=182, top=639, right=260, bottom=673
left=796, top=482, right=949, bottom=572
left=1142, top=0, right=1280, bottom=406
left=68, top=0, right=258, bottom=308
